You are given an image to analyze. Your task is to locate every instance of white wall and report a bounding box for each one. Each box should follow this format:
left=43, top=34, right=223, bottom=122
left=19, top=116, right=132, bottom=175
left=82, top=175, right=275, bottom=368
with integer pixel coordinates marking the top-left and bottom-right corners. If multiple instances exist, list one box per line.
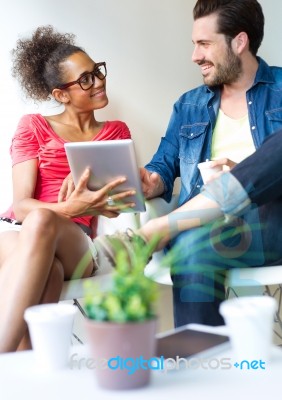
left=0, top=0, right=281, bottom=212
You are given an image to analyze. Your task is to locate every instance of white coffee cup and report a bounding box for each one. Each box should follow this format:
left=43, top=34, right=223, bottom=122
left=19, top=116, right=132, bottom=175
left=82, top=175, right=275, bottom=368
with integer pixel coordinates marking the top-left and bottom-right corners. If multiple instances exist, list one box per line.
left=219, top=296, right=277, bottom=363
left=197, top=160, right=222, bottom=184
left=24, top=303, right=77, bottom=371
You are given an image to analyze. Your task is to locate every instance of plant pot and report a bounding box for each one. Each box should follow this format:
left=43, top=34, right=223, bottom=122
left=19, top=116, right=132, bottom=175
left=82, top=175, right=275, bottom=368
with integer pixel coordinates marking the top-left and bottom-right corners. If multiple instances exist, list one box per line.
left=84, top=317, right=157, bottom=390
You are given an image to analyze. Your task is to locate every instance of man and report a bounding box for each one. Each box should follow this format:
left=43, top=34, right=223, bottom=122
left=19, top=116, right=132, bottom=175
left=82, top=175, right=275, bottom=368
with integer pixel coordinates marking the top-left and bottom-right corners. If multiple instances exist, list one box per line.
left=95, top=126, right=282, bottom=282
left=139, top=0, right=282, bottom=327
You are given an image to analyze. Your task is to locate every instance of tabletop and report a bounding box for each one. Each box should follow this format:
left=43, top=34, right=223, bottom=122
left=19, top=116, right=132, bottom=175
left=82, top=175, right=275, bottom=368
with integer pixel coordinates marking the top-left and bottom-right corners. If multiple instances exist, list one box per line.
left=1, top=324, right=281, bottom=400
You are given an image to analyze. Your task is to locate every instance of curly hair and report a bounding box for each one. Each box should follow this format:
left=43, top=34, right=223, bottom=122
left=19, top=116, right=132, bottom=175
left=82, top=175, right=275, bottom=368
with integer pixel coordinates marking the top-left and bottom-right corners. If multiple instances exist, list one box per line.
left=11, top=25, right=85, bottom=101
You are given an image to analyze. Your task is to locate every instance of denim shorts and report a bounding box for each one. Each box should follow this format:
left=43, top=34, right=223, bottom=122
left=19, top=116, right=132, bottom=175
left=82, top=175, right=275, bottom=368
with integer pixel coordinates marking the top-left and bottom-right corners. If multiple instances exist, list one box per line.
left=0, top=217, right=98, bottom=275
left=0, top=217, right=22, bottom=233
left=85, top=234, right=99, bottom=276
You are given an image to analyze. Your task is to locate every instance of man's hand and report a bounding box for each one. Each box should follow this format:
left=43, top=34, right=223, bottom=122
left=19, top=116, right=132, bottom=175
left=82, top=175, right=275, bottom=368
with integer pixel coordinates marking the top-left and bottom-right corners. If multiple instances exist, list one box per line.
left=209, top=158, right=237, bottom=171
left=140, top=167, right=164, bottom=199
left=202, top=158, right=237, bottom=183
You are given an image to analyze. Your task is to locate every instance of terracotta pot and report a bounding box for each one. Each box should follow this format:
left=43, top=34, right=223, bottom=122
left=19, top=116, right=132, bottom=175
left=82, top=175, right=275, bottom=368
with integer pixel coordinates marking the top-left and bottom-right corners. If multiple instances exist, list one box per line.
left=84, top=318, right=157, bottom=390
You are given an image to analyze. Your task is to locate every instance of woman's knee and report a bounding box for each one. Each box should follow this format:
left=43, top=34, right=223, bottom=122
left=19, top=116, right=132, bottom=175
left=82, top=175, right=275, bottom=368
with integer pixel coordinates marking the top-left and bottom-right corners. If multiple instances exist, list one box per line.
left=22, top=208, right=61, bottom=238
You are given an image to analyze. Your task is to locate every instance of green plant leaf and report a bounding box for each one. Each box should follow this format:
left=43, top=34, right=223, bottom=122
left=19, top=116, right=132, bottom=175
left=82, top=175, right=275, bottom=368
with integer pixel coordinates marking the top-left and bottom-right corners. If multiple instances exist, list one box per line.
left=84, top=238, right=159, bottom=323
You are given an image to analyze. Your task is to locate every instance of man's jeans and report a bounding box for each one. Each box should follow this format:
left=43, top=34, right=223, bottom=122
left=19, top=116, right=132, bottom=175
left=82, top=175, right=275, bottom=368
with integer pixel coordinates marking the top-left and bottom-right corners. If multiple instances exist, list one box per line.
left=172, top=129, right=282, bottom=327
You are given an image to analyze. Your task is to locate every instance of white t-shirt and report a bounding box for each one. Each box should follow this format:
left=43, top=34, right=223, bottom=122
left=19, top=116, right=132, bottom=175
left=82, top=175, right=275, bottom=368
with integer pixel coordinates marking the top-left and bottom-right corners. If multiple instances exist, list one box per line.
left=211, top=109, right=255, bottom=163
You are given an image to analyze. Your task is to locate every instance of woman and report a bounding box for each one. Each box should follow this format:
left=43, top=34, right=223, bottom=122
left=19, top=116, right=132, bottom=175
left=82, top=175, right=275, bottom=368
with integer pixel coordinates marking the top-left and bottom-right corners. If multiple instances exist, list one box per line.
left=0, top=25, right=135, bottom=352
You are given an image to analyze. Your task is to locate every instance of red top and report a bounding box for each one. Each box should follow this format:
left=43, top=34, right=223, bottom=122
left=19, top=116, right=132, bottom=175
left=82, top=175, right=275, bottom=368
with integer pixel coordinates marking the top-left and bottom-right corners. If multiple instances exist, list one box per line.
left=3, top=114, right=131, bottom=235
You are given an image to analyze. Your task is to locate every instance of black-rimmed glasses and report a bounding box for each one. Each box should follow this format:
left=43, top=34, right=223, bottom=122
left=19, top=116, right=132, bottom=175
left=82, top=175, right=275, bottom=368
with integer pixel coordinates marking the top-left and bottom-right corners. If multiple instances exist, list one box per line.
left=57, top=62, right=107, bottom=91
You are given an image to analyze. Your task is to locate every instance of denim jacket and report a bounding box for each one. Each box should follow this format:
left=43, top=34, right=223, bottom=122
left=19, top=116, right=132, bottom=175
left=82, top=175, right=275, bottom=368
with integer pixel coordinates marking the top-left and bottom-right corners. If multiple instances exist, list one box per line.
left=145, top=57, right=282, bottom=207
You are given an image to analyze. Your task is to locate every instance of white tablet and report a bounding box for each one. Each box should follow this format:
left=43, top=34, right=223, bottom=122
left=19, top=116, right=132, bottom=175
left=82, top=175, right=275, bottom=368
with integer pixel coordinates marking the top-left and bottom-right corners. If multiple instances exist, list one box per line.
left=64, top=139, right=146, bottom=213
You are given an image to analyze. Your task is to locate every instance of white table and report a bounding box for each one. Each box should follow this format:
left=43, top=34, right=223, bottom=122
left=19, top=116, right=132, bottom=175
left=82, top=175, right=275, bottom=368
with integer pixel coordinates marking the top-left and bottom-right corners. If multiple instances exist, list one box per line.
left=0, top=324, right=281, bottom=400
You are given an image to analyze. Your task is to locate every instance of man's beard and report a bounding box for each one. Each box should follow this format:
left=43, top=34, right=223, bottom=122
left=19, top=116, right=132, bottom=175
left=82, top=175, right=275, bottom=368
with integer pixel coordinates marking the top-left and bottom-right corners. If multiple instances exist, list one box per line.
left=204, top=47, right=242, bottom=87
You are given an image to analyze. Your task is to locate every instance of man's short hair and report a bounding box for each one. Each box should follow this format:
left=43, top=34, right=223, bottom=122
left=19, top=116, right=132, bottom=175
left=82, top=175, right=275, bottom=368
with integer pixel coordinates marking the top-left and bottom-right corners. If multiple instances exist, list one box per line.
left=193, top=0, right=264, bottom=55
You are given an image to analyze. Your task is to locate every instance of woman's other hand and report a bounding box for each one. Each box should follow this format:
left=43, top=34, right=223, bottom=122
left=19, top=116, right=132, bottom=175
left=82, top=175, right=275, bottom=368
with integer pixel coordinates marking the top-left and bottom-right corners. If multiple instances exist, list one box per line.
left=58, top=173, right=75, bottom=202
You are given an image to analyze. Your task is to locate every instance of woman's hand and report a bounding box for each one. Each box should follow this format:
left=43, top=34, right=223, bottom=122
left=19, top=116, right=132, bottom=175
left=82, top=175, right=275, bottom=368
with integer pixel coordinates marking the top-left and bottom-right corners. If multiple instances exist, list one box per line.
left=62, top=168, right=136, bottom=218
left=58, top=172, right=75, bottom=202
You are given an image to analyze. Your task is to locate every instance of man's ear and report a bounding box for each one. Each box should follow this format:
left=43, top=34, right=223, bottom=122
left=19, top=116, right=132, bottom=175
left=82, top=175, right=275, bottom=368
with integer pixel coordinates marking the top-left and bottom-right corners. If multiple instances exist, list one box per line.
left=52, top=88, right=70, bottom=104
left=232, top=31, right=249, bottom=54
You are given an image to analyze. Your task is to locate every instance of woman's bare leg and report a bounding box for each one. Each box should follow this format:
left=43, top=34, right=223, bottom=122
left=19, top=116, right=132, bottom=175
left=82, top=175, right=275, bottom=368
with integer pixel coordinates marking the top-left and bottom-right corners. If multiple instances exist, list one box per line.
left=0, top=208, right=94, bottom=353
left=17, top=257, right=64, bottom=351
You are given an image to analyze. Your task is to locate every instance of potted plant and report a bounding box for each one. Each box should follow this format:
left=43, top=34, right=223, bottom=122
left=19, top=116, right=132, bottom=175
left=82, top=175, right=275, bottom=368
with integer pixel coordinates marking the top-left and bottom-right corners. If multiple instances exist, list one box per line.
left=83, top=236, right=160, bottom=390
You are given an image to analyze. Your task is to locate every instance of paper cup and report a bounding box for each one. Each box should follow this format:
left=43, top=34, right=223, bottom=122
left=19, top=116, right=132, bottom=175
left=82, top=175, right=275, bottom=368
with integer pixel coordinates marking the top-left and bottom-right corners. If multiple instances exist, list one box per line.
left=197, top=161, right=222, bottom=184
left=219, top=296, right=277, bottom=362
left=24, top=303, right=77, bottom=371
